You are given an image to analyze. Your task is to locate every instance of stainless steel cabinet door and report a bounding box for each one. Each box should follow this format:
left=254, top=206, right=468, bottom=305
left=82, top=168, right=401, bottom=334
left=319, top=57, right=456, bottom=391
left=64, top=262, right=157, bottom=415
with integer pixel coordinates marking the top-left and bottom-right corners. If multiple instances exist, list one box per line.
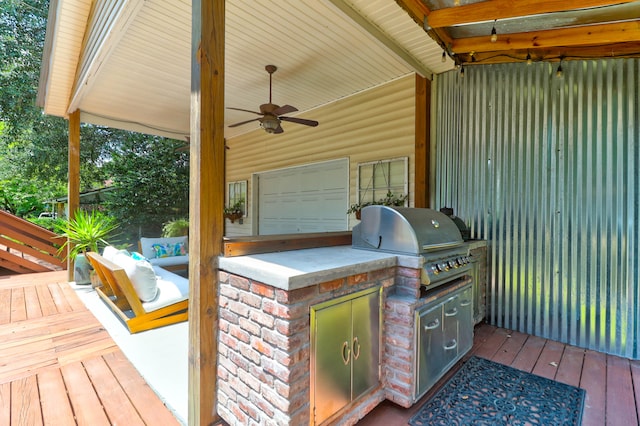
left=458, top=287, right=474, bottom=354
left=351, top=290, right=380, bottom=399
left=417, top=303, right=444, bottom=396
left=443, top=294, right=460, bottom=361
left=312, top=287, right=381, bottom=425
left=314, top=301, right=352, bottom=424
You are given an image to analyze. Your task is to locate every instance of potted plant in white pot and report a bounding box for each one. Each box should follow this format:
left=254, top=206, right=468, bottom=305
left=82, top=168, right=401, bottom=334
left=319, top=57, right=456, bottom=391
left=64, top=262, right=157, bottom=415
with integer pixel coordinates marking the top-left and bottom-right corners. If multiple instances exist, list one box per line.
left=56, top=210, right=119, bottom=285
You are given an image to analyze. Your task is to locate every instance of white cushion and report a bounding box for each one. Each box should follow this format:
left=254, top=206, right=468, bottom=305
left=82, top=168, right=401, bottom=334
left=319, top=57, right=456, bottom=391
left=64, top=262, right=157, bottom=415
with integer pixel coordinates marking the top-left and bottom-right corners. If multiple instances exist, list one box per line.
left=142, top=266, right=189, bottom=312
left=112, top=252, right=159, bottom=302
left=102, top=245, right=123, bottom=262
left=148, top=254, right=189, bottom=268
left=139, top=236, right=188, bottom=259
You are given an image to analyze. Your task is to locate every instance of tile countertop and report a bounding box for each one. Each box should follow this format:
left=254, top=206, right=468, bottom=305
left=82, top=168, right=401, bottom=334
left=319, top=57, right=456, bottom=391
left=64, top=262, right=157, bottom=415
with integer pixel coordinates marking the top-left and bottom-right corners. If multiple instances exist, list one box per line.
left=218, top=246, right=423, bottom=291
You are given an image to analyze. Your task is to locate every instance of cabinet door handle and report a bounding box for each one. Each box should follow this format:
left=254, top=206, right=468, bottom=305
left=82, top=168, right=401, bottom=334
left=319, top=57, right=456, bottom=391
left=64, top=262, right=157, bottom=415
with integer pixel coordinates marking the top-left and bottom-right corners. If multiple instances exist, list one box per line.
left=424, top=319, right=440, bottom=330
left=341, top=341, right=351, bottom=365
left=352, top=337, right=361, bottom=360
left=444, top=339, right=458, bottom=350
left=460, top=299, right=472, bottom=307
left=445, top=307, right=458, bottom=317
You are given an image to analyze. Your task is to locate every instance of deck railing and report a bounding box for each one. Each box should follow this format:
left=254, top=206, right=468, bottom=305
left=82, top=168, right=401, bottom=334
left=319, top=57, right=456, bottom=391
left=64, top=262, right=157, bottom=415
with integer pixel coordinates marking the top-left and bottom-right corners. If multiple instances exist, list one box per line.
left=0, top=210, right=67, bottom=274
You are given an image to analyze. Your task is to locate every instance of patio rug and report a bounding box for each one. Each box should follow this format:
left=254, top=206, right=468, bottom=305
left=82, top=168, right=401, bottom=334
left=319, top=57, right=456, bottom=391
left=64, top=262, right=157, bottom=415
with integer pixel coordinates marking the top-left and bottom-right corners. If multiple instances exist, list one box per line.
left=409, top=356, right=586, bottom=425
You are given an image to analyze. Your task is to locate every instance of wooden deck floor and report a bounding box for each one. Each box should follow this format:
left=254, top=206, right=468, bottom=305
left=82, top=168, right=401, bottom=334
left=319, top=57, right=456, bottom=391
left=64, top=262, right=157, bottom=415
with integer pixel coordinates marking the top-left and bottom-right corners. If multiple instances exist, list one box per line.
left=4, top=270, right=640, bottom=425
left=360, top=322, right=640, bottom=426
left=0, top=271, right=179, bottom=425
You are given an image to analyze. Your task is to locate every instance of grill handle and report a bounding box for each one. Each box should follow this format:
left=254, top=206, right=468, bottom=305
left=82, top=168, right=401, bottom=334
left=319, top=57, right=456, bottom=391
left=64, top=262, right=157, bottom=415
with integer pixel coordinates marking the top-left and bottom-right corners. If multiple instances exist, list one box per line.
left=424, top=319, right=440, bottom=331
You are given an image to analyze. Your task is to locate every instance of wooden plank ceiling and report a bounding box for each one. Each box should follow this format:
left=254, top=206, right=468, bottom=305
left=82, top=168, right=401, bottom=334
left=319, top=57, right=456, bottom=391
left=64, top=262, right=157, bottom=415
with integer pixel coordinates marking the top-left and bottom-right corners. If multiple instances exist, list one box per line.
left=396, top=0, right=640, bottom=65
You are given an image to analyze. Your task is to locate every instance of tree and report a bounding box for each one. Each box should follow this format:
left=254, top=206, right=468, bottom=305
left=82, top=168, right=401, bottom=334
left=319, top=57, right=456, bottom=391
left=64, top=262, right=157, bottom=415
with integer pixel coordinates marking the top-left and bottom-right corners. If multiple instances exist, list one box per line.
left=0, top=0, right=49, bottom=138
left=103, top=133, right=189, bottom=244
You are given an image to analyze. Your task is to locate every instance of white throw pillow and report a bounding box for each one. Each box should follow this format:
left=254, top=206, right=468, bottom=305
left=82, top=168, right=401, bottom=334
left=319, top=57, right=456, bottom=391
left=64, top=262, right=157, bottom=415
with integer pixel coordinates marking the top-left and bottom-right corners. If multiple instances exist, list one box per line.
left=102, top=245, right=121, bottom=262
left=112, top=252, right=159, bottom=302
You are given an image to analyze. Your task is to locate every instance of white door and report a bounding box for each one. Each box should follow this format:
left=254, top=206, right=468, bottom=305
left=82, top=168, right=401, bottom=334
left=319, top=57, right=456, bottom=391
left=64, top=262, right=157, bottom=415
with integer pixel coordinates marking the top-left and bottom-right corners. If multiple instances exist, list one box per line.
left=258, top=159, right=349, bottom=235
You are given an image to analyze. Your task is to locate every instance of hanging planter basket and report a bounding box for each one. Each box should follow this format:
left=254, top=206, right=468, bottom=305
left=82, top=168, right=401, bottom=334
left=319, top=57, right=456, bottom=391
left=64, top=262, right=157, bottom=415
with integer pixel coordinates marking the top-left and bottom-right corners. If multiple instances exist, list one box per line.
left=224, top=212, right=243, bottom=223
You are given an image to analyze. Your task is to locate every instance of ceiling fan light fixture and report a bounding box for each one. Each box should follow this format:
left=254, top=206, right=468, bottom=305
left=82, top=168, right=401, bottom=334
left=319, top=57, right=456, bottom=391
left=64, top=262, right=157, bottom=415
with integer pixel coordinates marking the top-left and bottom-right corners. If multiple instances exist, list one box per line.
left=261, top=116, right=279, bottom=133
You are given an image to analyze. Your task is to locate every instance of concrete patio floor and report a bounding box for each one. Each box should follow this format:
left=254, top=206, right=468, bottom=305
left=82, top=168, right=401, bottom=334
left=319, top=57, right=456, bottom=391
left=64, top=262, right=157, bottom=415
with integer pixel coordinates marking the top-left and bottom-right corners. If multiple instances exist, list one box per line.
left=70, top=282, right=189, bottom=424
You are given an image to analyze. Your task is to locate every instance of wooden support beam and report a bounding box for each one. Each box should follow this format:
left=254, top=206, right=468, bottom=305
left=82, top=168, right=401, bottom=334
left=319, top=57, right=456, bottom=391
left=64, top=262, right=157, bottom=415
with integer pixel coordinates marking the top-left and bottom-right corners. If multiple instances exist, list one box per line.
left=426, top=0, right=638, bottom=29
left=394, top=0, right=452, bottom=46
left=189, top=0, right=224, bottom=424
left=455, top=41, right=640, bottom=64
left=67, top=110, right=81, bottom=280
left=452, top=20, right=640, bottom=54
left=414, top=74, right=430, bottom=208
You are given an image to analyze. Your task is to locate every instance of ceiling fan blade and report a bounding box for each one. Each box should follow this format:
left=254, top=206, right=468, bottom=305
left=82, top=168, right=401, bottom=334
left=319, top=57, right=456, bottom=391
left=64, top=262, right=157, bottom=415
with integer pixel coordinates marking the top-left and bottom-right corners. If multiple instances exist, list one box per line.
left=279, top=116, right=319, bottom=127
left=273, top=105, right=298, bottom=116
left=229, top=118, right=260, bottom=127
left=227, top=107, right=263, bottom=115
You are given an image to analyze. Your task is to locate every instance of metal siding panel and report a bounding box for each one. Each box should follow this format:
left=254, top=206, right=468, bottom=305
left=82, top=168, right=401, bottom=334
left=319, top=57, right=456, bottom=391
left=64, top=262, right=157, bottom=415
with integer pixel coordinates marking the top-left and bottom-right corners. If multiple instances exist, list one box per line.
left=433, top=58, right=640, bottom=359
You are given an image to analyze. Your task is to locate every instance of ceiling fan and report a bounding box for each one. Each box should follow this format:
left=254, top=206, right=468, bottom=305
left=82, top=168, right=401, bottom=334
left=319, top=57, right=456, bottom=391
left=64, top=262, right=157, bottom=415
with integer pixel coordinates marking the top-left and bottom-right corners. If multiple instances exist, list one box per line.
left=227, top=65, right=319, bottom=134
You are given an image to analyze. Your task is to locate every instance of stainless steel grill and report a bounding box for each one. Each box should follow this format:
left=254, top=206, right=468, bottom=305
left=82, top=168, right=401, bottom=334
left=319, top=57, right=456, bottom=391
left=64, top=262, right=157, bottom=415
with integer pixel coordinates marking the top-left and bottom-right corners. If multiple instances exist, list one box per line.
left=352, top=206, right=471, bottom=289
left=353, top=205, right=475, bottom=401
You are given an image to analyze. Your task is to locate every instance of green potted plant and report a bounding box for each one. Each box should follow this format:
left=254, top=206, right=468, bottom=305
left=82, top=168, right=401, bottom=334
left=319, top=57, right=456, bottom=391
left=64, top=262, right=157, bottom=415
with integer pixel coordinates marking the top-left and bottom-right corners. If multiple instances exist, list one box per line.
left=224, top=199, right=245, bottom=223
left=56, top=210, right=118, bottom=285
left=347, top=191, right=408, bottom=220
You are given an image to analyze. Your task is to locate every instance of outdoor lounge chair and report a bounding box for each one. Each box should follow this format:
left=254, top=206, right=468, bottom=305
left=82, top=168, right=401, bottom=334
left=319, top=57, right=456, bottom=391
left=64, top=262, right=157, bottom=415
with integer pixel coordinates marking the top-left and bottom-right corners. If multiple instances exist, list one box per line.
left=86, top=251, right=188, bottom=333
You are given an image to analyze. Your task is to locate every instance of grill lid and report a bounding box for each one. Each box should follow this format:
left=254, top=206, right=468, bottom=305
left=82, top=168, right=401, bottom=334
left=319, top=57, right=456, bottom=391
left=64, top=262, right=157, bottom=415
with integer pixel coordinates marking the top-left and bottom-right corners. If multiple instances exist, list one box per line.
left=352, top=206, right=463, bottom=255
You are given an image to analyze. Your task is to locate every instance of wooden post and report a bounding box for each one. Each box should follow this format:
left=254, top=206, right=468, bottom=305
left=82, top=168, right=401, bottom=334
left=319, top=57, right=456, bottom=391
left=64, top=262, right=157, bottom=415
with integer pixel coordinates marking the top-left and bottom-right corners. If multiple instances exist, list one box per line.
left=67, top=110, right=81, bottom=280
left=189, top=0, right=224, bottom=424
left=414, top=74, right=431, bottom=208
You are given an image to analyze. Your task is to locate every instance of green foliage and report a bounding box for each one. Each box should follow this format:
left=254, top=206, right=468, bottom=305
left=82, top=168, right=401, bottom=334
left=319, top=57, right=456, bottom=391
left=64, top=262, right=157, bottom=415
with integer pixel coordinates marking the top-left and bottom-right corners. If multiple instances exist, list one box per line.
left=0, top=178, right=51, bottom=216
left=28, top=216, right=65, bottom=232
left=55, top=210, right=118, bottom=260
left=103, top=134, right=189, bottom=243
left=224, top=198, right=244, bottom=215
left=162, top=218, right=189, bottom=237
left=347, top=191, right=407, bottom=215
left=0, top=0, right=49, bottom=138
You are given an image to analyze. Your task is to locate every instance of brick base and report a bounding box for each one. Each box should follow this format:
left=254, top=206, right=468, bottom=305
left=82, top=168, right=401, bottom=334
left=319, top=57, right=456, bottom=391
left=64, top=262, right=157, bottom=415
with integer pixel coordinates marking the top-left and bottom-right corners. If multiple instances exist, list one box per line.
left=217, top=267, right=394, bottom=425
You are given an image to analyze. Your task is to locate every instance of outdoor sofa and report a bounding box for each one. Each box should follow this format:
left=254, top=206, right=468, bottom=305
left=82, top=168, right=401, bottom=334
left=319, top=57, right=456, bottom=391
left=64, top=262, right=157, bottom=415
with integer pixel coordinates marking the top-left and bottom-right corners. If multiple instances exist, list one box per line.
left=139, top=236, right=189, bottom=272
left=87, top=245, right=189, bottom=333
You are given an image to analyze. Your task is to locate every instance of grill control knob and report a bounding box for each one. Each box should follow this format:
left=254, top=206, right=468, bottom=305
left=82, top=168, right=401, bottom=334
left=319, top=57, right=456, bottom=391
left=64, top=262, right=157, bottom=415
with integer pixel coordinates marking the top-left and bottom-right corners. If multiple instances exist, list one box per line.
left=439, top=261, right=449, bottom=271
left=431, top=265, right=439, bottom=275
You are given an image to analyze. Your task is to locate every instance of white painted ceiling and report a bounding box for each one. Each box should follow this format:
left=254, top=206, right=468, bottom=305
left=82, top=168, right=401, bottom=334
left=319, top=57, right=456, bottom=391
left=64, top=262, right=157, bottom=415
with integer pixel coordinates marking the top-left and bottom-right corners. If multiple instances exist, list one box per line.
left=38, top=0, right=454, bottom=141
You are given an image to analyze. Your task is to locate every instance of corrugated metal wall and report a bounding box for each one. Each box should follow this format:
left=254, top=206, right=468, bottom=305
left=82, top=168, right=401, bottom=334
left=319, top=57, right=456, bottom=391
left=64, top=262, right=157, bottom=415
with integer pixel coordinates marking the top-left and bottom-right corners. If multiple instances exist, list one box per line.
left=433, top=59, right=640, bottom=358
